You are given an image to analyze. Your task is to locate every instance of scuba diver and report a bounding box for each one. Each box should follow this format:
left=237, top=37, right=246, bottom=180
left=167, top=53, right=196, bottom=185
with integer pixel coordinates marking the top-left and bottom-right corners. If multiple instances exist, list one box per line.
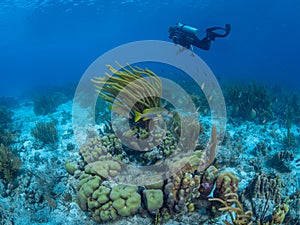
left=169, top=22, right=231, bottom=50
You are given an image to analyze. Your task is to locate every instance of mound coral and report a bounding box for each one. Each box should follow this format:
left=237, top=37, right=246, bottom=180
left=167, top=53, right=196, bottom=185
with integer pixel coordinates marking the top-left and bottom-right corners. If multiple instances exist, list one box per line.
left=143, top=189, right=164, bottom=212
left=76, top=171, right=141, bottom=222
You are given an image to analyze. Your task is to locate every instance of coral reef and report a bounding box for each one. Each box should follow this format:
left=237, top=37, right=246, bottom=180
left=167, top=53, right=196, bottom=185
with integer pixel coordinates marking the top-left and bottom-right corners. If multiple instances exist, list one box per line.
left=0, top=104, right=16, bottom=146
left=0, top=96, right=19, bottom=108
left=0, top=144, right=21, bottom=183
left=224, top=82, right=274, bottom=123
left=84, top=160, right=122, bottom=179
left=242, top=173, right=282, bottom=204
left=110, top=185, right=141, bottom=217
left=31, top=121, right=58, bottom=145
left=198, top=165, right=218, bottom=198
left=0, top=104, right=13, bottom=128
left=164, top=169, right=202, bottom=213
left=79, top=135, right=124, bottom=164
left=270, top=150, right=294, bottom=172
left=209, top=192, right=253, bottom=225
left=214, top=172, right=239, bottom=200
left=240, top=173, right=283, bottom=223
left=0, top=126, right=15, bottom=146
left=267, top=198, right=289, bottom=224
left=33, top=96, right=57, bottom=116
left=33, top=92, right=69, bottom=116
left=3, top=67, right=299, bottom=224
left=215, top=194, right=292, bottom=225
left=65, top=160, right=77, bottom=175
left=68, top=124, right=223, bottom=223
left=287, top=191, right=300, bottom=223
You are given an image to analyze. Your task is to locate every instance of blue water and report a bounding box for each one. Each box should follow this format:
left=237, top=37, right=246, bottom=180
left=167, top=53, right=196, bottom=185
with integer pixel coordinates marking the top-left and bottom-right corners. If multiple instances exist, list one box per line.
left=0, top=0, right=299, bottom=96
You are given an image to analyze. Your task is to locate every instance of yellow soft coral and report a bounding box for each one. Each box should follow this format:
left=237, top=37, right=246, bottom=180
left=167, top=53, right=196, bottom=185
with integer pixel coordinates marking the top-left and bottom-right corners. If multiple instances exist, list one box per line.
left=91, top=62, right=162, bottom=116
left=209, top=193, right=253, bottom=225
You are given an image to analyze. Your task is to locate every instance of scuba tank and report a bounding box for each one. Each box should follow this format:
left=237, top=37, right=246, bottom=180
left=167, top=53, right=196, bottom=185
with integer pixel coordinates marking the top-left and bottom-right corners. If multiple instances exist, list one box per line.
left=176, top=22, right=199, bottom=35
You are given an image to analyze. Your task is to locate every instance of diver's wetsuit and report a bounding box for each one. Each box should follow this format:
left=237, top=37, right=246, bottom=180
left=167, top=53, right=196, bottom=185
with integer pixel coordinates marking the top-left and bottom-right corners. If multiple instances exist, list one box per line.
left=169, top=23, right=231, bottom=51
left=193, top=36, right=211, bottom=50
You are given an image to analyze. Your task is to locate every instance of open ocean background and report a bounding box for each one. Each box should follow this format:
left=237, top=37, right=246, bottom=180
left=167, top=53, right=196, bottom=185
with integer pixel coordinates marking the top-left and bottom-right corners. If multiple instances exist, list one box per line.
left=0, top=0, right=299, bottom=96
left=1, top=1, right=300, bottom=225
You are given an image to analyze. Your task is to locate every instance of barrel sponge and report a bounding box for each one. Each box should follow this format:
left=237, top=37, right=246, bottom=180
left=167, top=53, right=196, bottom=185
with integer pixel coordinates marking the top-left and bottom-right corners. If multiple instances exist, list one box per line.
left=143, top=189, right=164, bottom=212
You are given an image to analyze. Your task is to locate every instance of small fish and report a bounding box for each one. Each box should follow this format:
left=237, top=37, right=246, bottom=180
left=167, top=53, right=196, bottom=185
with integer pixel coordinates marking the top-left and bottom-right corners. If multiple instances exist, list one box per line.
left=134, top=107, right=170, bottom=122
left=207, top=182, right=217, bottom=198
left=154, top=212, right=160, bottom=225
left=201, top=82, right=205, bottom=90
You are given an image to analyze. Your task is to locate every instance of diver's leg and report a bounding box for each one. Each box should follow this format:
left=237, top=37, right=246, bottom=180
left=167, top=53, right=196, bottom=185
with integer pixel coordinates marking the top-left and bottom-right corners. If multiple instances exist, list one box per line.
left=194, top=37, right=211, bottom=50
